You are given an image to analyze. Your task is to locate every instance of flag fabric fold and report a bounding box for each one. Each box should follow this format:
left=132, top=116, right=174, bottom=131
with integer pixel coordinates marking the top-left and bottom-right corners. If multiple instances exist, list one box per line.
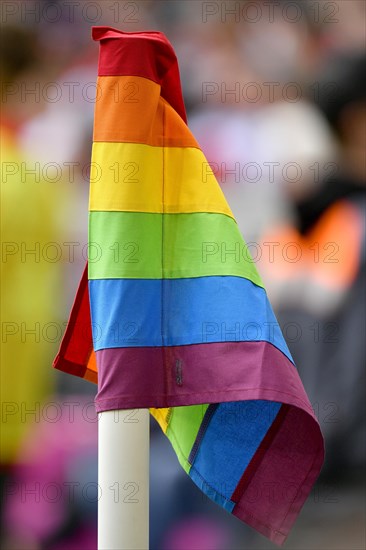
left=54, top=26, right=324, bottom=545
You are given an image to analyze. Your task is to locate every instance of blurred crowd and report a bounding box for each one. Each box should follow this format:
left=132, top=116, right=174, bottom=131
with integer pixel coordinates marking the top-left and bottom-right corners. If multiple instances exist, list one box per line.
left=1, top=1, right=365, bottom=549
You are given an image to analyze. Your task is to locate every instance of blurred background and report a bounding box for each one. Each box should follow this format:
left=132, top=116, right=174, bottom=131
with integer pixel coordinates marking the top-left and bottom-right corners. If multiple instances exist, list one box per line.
left=1, top=1, right=365, bottom=548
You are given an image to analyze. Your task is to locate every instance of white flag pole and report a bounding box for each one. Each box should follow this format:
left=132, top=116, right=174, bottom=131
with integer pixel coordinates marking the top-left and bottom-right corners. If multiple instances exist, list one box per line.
left=98, top=408, right=149, bottom=550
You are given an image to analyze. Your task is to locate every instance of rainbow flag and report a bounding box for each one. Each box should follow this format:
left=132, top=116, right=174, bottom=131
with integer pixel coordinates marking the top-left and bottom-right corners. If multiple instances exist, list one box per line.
left=54, top=26, right=324, bottom=545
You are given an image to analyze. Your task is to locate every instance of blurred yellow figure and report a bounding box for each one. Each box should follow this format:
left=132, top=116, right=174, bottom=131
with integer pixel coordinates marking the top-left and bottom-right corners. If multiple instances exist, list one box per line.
left=0, top=26, right=74, bottom=465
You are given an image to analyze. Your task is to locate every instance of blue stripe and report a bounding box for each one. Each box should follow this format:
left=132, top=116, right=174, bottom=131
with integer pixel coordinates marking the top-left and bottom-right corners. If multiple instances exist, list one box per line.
left=89, top=276, right=292, bottom=361
left=189, top=466, right=235, bottom=513
left=189, top=400, right=282, bottom=501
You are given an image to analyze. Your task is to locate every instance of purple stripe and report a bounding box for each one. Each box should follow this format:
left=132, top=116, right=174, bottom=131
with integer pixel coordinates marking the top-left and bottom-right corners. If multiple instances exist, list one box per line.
left=232, top=405, right=324, bottom=545
left=231, top=404, right=290, bottom=504
left=94, top=341, right=313, bottom=413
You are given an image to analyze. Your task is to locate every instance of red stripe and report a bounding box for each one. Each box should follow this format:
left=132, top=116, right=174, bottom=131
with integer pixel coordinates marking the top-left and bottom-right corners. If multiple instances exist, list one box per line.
left=52, top=263, right=93, bottom=377
left=92, top=26, right=187, bottom=123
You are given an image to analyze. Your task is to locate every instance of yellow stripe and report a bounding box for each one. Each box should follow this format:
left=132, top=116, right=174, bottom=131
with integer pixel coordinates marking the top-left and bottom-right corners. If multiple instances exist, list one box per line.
left=150, top=407, right=171, bottom=433
left=89, top=142, right=233, bottom=217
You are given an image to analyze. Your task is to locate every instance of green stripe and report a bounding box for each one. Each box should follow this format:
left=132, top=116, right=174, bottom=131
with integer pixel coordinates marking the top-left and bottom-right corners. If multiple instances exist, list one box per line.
left=166, top=404, right=209, bottom=473
left=88, top=211, right=263, bottom=287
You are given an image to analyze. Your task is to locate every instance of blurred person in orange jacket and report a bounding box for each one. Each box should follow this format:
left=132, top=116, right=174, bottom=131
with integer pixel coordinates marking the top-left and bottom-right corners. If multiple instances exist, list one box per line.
left=259, top=51, right=365, bottom=481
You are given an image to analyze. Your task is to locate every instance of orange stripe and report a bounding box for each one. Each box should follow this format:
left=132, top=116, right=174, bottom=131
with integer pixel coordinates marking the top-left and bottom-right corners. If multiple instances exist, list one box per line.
left=85, top=350, right=98, bottom=383
left=93, top=76, right=199, bottom=148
